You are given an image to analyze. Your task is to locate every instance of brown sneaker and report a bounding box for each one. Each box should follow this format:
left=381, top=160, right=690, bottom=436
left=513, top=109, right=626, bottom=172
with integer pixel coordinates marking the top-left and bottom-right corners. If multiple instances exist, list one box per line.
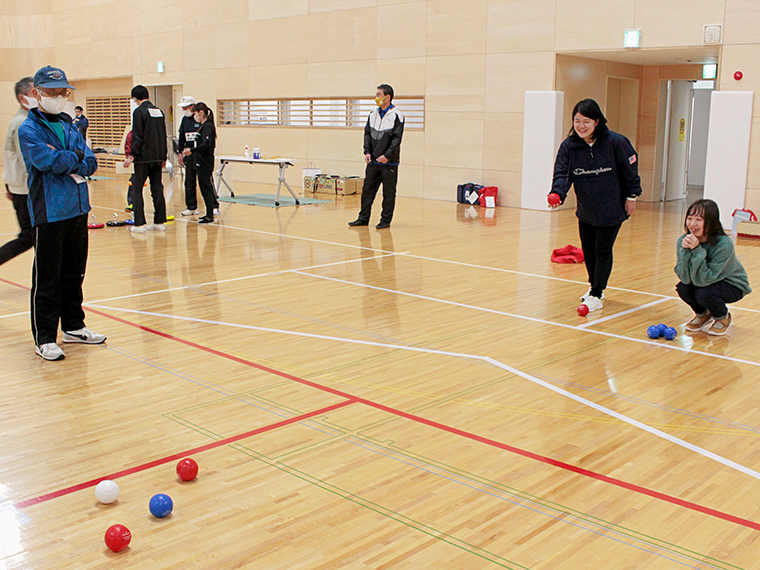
left=707, top=313, right=732, bottom=336
left=685, top=311, right=712, bottom=332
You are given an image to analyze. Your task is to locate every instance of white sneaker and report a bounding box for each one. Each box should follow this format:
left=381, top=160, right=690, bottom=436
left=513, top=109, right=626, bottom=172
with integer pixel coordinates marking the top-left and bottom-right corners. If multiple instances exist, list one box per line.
left=63, top=327, right=107, bottom=344
left=36, top=342, right=65, bottom=360
left=181, top=209, right=199, bottom=216
left=580, top=288, right=604, bottom=302
left=583, top=295, right=604, bottom=313
left=131, top=225, right=147, bottom=234
left=147, top=223, right=166, bottom=231
left=213, top=208, right=220, bottom=215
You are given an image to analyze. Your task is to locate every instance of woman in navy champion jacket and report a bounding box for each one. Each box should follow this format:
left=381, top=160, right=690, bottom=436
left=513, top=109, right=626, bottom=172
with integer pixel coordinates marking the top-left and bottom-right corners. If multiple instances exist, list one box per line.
left=549, top=99, right=642, bottom=313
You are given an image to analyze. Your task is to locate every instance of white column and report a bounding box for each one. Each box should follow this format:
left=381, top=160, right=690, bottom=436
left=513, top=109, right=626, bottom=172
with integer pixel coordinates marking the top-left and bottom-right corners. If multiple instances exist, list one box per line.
left=703, top=91, right=754, bottom=228
left=521, top=91, right=564, bottom=210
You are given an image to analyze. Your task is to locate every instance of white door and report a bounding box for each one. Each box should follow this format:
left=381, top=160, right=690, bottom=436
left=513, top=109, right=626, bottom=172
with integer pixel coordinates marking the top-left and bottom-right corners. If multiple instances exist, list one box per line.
left=664, top=81, right=693, bottom=201
left=687, top=86, right=712, bottom=188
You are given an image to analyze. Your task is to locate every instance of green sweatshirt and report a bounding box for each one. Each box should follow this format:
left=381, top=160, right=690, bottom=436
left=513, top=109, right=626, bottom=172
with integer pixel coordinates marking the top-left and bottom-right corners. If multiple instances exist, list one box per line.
left=675, top=234, right=751, bottom=294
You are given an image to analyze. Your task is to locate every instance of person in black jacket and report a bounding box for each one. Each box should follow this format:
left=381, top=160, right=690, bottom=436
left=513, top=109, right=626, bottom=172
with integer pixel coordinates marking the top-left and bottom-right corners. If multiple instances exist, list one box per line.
left=549, top=99, right=641, bottom=313
left=176, top=96, right=219, bottom=216
left=181, top=102, right=216, bottom=224
left=348, top=84, right=404, bottom=230
left=123, top=85, right=168, bottom=233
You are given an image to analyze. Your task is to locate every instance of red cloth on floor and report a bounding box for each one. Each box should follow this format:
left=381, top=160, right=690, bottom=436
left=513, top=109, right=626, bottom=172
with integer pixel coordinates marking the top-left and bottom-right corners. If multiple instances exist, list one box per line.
left=551, top=244, right=584, bottom=264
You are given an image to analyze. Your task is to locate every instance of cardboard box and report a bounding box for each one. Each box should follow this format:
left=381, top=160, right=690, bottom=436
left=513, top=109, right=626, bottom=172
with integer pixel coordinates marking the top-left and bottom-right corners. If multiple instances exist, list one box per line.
left=304, top=175, right=337, bottom=194
left=737, top=220, right=760, bottom=238
left=313, top=175, right=339, bottom=194
left=336, top=177, right=363, bottom=195
left=303, top=176, right=317, bottom=193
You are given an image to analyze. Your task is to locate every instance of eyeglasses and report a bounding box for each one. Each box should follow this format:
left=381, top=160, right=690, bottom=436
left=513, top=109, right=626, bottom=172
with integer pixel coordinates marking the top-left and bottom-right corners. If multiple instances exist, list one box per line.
left=39, top=88, right=70, bottom=98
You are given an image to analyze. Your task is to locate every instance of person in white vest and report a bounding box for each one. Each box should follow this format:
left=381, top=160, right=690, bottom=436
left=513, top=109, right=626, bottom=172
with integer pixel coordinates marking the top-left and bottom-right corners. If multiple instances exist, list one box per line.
left=0, top=77, right=36, bottom=266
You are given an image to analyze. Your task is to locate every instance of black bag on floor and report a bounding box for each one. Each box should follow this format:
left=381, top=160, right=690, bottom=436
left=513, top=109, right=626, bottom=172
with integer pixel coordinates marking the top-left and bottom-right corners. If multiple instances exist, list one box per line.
left=457, top=183, right=484, bottom=205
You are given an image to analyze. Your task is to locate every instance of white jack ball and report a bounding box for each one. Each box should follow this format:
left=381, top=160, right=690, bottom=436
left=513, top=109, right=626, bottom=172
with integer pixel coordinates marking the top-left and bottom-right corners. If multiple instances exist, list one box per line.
left=95, top=480, right=120, bottom=504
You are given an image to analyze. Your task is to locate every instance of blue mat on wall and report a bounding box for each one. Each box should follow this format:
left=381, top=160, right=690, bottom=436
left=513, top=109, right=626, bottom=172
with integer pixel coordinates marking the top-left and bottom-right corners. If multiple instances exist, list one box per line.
left=218, top=194, right=332, bottom=208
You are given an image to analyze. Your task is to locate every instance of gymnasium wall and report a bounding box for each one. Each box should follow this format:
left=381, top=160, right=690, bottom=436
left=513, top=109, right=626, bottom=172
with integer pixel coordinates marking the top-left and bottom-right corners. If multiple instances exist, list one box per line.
left=1, top=1, right=760, bottom=211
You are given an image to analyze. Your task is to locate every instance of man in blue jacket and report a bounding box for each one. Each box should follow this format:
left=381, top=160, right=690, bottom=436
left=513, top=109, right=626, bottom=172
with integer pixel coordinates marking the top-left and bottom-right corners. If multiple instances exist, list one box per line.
left=72, top=106, right=88, bottom=140
left=19, top=65, right=106, bottom=361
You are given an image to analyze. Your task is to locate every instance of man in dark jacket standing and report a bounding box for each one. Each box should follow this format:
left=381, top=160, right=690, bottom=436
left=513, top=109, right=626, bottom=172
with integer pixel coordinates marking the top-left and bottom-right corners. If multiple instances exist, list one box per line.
left=18, top=65, right=105, bottom=361
left=123, top=85, right=167, bottom=233
left=176, top=95, right=219, bottom=217
left=72, top=106, right=88, bottom=140
left=348, top=84, right=404, bottom=230
left=177, top=96, right=201, bottom=216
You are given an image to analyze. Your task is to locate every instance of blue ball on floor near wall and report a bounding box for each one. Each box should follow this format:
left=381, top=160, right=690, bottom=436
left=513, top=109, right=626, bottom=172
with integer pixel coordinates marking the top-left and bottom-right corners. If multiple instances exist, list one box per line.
left=663, top=327, right=678, bottom=341
left=657, top=323, right=668, bottom=335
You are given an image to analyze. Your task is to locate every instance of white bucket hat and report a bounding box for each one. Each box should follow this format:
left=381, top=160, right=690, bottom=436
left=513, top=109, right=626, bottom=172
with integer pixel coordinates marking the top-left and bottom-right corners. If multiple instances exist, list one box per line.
left=178, top=96, right=196, bottom=108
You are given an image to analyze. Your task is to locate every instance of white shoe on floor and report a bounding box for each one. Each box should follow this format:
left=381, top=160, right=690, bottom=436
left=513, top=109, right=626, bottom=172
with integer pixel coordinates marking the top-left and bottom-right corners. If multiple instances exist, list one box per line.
left=582, top=295, right=604, bottom=313
left=63, top=327, right=107, bottom=344
left=131, top=225, right=147, bottom=234
left=580, top=288, right=604, bottom=302
left=213, top=208, right=220, bottom=215
left=36, top=342, right=65, bottom=360
left=147, top=223, right=166, bottom=231
left=181, top=209, right=199, bottom=216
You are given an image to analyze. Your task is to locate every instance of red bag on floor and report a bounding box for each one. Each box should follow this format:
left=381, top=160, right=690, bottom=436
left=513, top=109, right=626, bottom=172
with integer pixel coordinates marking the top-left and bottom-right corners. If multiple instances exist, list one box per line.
left=479, top=186, right=498, bottom=208
left=551, top=245, right=584, bottom=263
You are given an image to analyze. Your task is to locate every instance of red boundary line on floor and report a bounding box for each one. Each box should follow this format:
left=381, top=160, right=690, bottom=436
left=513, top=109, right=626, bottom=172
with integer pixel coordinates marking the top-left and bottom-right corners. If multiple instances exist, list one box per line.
left=14, top=399, right=355, bottom=510
left=5, top=284, right=760, bottom=532
left=0, top=276, right=29, bottom=291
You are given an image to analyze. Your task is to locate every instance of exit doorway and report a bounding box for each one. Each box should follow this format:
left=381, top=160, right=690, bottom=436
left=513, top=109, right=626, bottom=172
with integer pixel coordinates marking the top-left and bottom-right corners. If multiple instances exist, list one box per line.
left=659, top=79, right=714, bottom=202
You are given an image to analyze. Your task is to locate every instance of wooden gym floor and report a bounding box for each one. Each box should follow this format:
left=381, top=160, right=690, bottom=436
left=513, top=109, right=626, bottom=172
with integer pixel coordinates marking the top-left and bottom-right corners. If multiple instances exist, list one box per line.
left=1, top=173, right=759, bottom=569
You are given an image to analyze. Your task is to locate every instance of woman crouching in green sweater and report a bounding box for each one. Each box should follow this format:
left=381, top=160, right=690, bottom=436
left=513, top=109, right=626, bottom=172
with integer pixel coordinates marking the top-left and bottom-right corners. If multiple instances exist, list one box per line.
left=675, top=199, right=751, bottom=336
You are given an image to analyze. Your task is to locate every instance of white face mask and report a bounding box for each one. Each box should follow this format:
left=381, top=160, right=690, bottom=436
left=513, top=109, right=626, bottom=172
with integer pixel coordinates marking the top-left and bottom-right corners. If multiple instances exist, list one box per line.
left=21, top=95, right=38, bottom=110
left=183, top=109, right=193, bottom=117
left=39, top=95, right=68, bottom=115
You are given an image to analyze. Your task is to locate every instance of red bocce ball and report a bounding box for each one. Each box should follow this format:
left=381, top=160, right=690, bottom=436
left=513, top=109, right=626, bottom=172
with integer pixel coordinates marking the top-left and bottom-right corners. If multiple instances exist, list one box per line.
left=176, top=458, right=199, bottom=482
left=104, top=524, right=131, bottom=552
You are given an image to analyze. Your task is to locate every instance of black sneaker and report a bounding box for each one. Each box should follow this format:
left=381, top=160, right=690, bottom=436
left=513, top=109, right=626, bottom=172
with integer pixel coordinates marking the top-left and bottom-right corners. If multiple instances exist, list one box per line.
left=198, top=216, right=215, bottom=224
left=376, top=221, right=391, bottom=229
left=348, top=219, right=369, bottom=227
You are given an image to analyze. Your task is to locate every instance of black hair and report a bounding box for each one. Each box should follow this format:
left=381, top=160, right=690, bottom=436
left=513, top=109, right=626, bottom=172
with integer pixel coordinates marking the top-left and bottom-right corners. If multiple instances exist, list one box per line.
left=684, top=199, right=726, bottom=244
left=377, top=84, right=394, bottom=101
left=131, top=85, right=149, bottom=101
left=568, top=98, right=607, bottom=141
left=193, top=102, right=214, bottom=126
left=14, top=77, right=33, bottom=100
left=75, top=105, right=83, bottom=112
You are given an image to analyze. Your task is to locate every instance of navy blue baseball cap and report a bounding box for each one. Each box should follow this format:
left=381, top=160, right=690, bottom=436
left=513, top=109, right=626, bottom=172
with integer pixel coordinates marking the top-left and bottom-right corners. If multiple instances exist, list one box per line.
left=33, top=66, right=76, bottom=90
